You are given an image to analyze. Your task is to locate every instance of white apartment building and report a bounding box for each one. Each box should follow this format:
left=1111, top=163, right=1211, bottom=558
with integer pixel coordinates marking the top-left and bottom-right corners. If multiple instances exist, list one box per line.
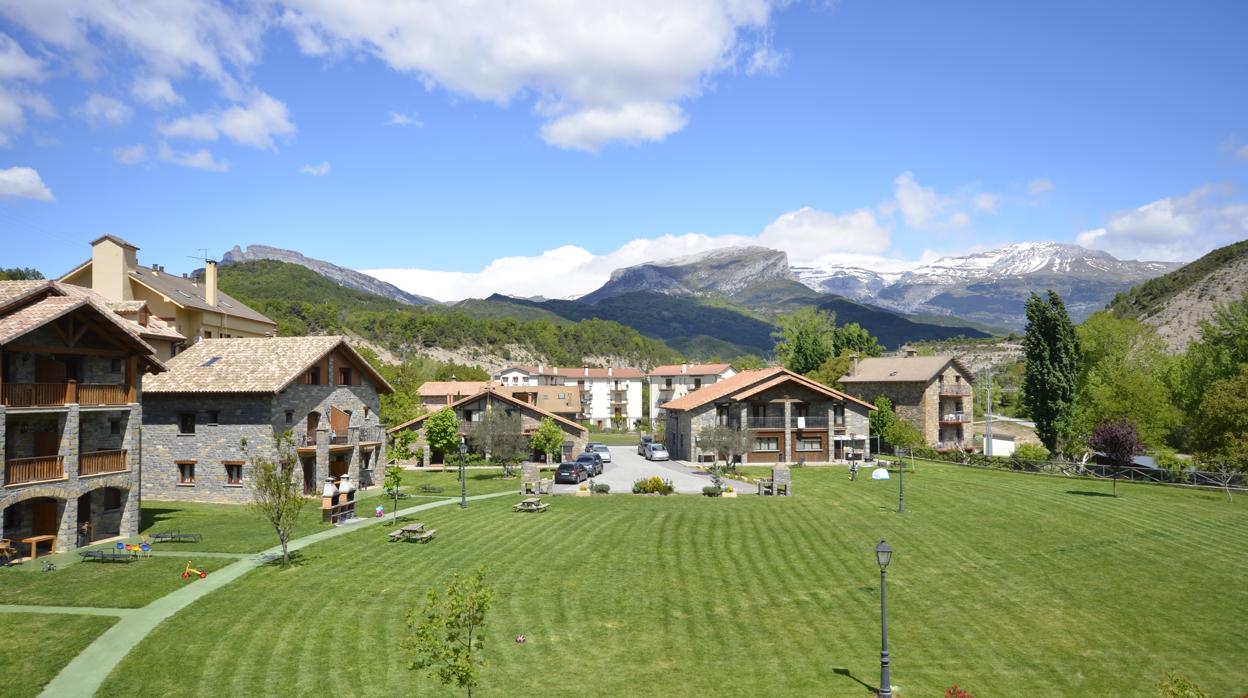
left=490, top=365, right=645, bottom=429
left=648, top=363, right=737, bottom=421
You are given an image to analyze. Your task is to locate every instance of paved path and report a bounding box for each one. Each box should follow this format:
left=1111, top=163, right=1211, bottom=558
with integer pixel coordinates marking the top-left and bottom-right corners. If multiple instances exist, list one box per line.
left=0, top=604, right=132, bottom=617
left=36, top=490, right=512, bottom=698
left=550, top=446, right=753, bottom=494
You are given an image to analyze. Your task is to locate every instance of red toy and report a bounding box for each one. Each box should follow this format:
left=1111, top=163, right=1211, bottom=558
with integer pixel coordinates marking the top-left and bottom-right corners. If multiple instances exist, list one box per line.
left=181, top=561, right=207, bottom=579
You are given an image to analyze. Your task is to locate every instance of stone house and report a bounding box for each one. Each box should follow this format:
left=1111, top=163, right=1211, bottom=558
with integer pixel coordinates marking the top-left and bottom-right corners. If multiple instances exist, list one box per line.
left=419, top=380, right=582, bottom=421
left=141, top=336, right=392, bottom=504
left=647, top=363, right=737, bottom=422
left=662, top=367, right=875, bottom=464
left=391, top=388, right=589, bottom=464
left=490, top=365, right=644, bottom=428
left=838, top=352, right=976, bottom=451
left=61, top=235, right=276, bottom=359
left=1, top=281, right=166, bottom=556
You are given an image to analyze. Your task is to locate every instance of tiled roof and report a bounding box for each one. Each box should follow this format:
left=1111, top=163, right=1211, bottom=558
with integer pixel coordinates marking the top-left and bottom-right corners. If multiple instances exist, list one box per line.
left=418, top=381, right=490, bottom=397
left=144, top=336, right=392, bottom=394
left=58, top=284, right=185, bottom=342
left=496, top=365, right=644, bottom=379
left=390, top=387, right=588, bottom=434
left=90, top=234, right=137, bottom=248
left=0, top=280, right=50, bottom=311
left=648, top=363, right=734, bottom=377
left=661, top=367, right=875, bottom=411
left=130, top=265, right=275, bottom=326
left=839, top=356, right=974, bottom=384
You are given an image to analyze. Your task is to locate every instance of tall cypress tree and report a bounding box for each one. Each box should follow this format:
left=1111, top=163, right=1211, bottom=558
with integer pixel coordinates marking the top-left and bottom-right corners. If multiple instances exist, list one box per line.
left=1022, top=290, right=1080, bottom=455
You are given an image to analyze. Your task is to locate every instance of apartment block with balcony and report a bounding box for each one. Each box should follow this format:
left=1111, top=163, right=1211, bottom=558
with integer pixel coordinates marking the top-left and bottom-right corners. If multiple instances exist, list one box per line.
left=141, top=336, right=392, bottom=504
left=1, top=281, right=166, bottom=557
left=662, top=367, right=875, bottom=465
left=648, top=363, right=736, bottom=423
left=490, top=365, right=644, bottom=428
left=838, top=351, right=976, bottom=451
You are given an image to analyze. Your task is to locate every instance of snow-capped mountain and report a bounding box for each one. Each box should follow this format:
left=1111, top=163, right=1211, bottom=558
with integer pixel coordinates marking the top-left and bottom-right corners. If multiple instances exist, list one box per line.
left=796, top=242, right=1179, bottom=329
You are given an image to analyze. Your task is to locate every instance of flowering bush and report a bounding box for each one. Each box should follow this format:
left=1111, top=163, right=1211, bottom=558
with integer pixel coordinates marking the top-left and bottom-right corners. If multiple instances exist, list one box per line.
left=944, top=685, right=974, bottom=698
left=632, top=476, right=674, bottom=495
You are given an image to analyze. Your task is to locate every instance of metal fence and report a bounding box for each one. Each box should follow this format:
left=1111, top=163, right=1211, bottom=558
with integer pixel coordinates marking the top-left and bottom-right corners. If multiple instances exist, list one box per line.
left=924, top=452, right=1247, bottom=493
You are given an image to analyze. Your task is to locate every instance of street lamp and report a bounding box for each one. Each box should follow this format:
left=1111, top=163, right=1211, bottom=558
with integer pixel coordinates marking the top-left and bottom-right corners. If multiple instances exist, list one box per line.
left=898, top=453, right=905, bottom=514
left=875, top=540, right=893, bottom=698
left=458, top=437, right=468, bottom=510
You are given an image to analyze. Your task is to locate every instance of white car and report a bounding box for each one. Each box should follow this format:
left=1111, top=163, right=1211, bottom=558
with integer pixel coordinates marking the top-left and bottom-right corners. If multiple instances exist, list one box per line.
left=646, top=443, right=669, bottom=461
left=587, top=442, right=612, bottom=463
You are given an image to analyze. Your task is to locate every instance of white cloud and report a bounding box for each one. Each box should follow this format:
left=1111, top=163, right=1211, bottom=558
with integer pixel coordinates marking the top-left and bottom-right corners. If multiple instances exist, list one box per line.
left=1028, top=178, right=1054, bottom=195
left=0, top=34, right=50, bottom=144
left=540, top=102, right=688, bottom=152
left=0, top=33, right=44, bottom=81
left=386, top=110, right=420, bottom=127
left=79, top=93, right=132, bottom=126
left=299, top=161, right=330, bottom=176
left=0, top=165, right=53, bottom=200
left=113, top=144, right=147, bottom=165
left=157, top=142, right=228, bottom=172
left=759, top=207, right=890, bottom=261
left=885, top=172, right=996, bottom=230
left=278, top=0, right=778, bottom=150
left=131, top=76, right=182, bottom=108
left=1076, top=185, right=1248, bottom=261
left=159, top=92, right=295, bottom=150
left=972, top=193, right=1000, bottom=213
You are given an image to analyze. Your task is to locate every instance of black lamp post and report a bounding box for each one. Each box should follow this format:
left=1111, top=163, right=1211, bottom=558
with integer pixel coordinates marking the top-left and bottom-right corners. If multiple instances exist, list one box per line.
left=898, top=457, right=905, bottom=514
left=875, top=540, right=893, bottom=698
left=458, top=437, right=468, bottom=509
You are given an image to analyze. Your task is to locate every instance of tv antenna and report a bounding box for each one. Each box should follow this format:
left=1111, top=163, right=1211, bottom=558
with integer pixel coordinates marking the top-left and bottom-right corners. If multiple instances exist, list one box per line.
left=186, top=249, right=210, bottom=263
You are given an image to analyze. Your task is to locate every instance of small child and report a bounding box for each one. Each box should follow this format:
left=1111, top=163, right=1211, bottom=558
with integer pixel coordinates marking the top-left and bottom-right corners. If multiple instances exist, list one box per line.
left=375, top=505, right=385, bottom=518
left=849, top=461, right=859, bottom=481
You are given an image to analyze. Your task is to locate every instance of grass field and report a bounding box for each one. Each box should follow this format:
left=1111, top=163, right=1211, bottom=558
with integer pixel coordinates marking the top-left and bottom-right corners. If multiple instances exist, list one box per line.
left=87, top=462, right=1246, bottom=697
left=0, top=555, right=234, bottom=608
left=0, top=614, right=117, bottom=698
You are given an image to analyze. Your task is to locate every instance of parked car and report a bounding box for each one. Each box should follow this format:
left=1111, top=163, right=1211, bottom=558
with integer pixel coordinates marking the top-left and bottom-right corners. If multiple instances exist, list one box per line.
left=588, top=442, right=612, bottom=463
left=575, top=452, right=603, bottom=476
left=555, top=462, right=589, bottom=484
left=646, top=443, right=669, bottom=461
left=637, top=434, right=654, bottom=455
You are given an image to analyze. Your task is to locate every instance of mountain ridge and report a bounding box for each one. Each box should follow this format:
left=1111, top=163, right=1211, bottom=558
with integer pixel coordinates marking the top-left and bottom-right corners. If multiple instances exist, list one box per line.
left=222, top=244, right=439, bottom=306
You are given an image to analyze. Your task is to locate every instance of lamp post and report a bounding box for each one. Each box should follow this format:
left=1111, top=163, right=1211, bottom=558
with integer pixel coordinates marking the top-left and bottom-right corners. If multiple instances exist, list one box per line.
left=458, top=437, right=468, bottom=510
left=898, top=454, right=905, bottom=514
left=875, top=540, right=893, bottom=698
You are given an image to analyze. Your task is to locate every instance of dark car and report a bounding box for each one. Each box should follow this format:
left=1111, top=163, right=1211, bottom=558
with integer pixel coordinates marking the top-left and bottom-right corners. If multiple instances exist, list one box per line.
left=637, top=434, right=654, bottom=455
left=555, top=462, right=589, bottom=484
left=575, top=452, right=603, bottom=477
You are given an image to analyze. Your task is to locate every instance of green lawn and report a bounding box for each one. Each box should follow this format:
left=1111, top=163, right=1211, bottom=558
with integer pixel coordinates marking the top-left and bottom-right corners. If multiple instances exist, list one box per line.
left=96, top=463, right=1248, bottom=697
left=0, top=556, right=233, bottom=608
left=0, top=614, right=117, bottom=698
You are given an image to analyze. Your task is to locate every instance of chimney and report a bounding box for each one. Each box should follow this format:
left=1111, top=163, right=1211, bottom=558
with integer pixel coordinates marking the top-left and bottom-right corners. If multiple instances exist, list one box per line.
left=904, top=347, right=917, bottom=358
left=584, top=367, right=589, bottom=377
left=89, top=234, right=138, bottom=301
left=205, top=260, right=219, bottom=307
left=681, top=363, right=688, bottom=374
left=849, top=353, right=859, bottom=376
left=607, top=367, right=613, bottom=377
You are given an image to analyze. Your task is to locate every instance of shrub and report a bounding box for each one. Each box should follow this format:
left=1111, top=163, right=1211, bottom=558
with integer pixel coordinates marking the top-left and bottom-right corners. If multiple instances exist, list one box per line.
left=632, top=476, right=673, bottom=495
left=1012, top=442, right=1051, bottom=462
left=592, top=483, right=610, bottom=494
left=702, top=485, right=722, bottom=497
left=1155, top=672, right=1208, bottom=698
left=944, top=685, right=974, bottom=698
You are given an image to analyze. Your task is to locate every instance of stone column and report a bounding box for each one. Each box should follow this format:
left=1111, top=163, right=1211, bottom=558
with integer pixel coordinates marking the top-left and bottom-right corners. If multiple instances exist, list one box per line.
left=316, top=425, right=330, bottom=484
left=126, top=403, right=141, bottom=525
left=55, top=495, right=76, bottom=553
left=782, top=400, right=792, bottom=464
left=63, top=405, right=80, bottom=479
left=827, top=404, right=837, bottom=462
left=739, top=403, right=749, bottom=464
left=0, top=404, right=6, bottom=488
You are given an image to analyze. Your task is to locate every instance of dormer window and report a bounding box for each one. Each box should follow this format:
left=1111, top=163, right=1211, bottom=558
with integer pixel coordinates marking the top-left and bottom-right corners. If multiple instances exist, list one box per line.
left=307, top=367, right=321, bottom=385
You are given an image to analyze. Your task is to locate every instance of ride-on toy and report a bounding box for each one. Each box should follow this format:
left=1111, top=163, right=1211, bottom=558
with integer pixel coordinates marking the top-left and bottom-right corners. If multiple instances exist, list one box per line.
left=181, top=561, right=207, bottom=579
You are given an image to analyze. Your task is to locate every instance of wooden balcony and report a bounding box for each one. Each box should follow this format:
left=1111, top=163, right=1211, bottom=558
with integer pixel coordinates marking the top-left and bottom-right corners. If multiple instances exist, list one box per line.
left=79, top=449, right=128, bottom=477
left=746, top=415, right=830, bottom=429
left=1, top=382, right=129, bottom=408
left=5, top=455, right=65, bottom=486
left=939, top=384, right=971, bottom=396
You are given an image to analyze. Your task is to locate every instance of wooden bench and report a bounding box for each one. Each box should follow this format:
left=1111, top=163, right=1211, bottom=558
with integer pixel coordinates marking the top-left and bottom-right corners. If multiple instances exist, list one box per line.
left=415, top=529, right=438, bottom=543
left=388, top=523, right=437, bottom=543
left=387, top=530, right=407, bottom=542
left=513, top=497, right=550, bottom=513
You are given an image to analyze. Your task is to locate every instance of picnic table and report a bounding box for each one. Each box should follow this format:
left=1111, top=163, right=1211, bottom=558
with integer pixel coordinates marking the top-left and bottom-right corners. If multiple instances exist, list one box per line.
left=386, top=522, right=438, bottom=544
left=20, top=534, right=57, bottom=561
left=149, top=531, right=203, bottom=544
left=513, top=497, right=550, bottom=513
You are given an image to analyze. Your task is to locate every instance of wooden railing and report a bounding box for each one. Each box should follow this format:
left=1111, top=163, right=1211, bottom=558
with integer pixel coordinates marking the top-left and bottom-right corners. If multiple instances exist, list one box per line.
left=4, top=455, right=65, bottom=485
left=0, top=382, right=128, bottom=407
left=939, top=384, right=971, bottom=396
left=940, top=412, right=971, bottom=424
left=79, top=449, right=128, bottom=477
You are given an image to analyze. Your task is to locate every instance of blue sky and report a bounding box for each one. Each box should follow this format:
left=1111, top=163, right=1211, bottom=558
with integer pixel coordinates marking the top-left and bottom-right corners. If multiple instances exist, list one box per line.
left=0, top=1, right=1246, bottom=301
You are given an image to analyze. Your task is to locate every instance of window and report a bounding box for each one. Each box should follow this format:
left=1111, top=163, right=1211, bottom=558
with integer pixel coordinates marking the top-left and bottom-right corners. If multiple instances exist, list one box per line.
left=204, top=330, right=212, bottom=338
left=308, top=367, right=320, bottom=385
left=754, top=437, right=779, bottom=452
left=694, top=378, right=702, bottom=389
left=285, top=410, right=294, bottom=425
left=224, top=462, right=243, bottom=485
left=104, top=488, right=122, bottom=511
left=664, top=378, right=673, bottom=389
left=201, top=356, right=222, bottom=367
left=206, top=410, right=220, bottom=425
left=363, top=406, right=370, bottom=418
left=178, top=413, right=196, bottom=435
left=177, top=461, right=196, bottom=484
left=109, top=419, right=121, bottom=436
left=833, top=404, right=845, bottom=427
left=558, top=393, right=565, bottom=400
left=110, top=358, right=122, bottom=372
left=794, top=404, right=809, bottom=418
left=797, top=437, right=822, bottom=452
left=339, top=367, right=352, bottom=385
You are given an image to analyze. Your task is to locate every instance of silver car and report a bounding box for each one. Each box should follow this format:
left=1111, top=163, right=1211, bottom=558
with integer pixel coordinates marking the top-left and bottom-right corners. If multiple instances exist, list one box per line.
left=588, top=442, right=612, bottom=463
left=646, top=443, right=669, bottom=461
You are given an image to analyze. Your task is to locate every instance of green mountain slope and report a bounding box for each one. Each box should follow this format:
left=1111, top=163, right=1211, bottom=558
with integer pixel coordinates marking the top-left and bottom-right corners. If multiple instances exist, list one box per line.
left=1107, top=238, right=1248, bottom=319
left=216, top=260, right=680, bottom=367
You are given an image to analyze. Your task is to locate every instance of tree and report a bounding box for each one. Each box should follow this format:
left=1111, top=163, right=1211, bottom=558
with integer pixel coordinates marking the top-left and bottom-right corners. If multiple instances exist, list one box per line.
left=729, top=354, right=768, bottom=370
left=1189, top=364, right=1248, bottom=472
left=384, top=464, right=404, bottom=523
left=471, top=409, right=527, bottom=475
left=1088, top=419, right=1141, bottom=497
left=0, top=267, right=44, bottom=280
left=1176, top=291, right=1248, bottom=423
left=807, top=352, right=854, bottom=390
left=833, top=322, right=884, bottom=357
left=529, top=417, right=565, bottom=464
left=391, top=429, right=419, bottom=461
left=1021, top=291, right=1080, bottom=455
left=425, top=408, right=461, bottom=463
left=869, top=396, right=900, bottom=444
left=883, top=419, right=925, bottom=455
left=405, top=566, right=494, bottom=697
left=246, top=433, right=307, bottom=567
left=698, top=424, right=748, bottom=468
left=773, top=307, right=837, bottom=374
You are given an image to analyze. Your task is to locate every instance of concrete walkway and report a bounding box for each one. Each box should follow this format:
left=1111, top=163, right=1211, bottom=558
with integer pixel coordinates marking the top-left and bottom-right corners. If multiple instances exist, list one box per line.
left=0, top=604, right=132, bottom=617
left=35, top=490, right=512, bottom=698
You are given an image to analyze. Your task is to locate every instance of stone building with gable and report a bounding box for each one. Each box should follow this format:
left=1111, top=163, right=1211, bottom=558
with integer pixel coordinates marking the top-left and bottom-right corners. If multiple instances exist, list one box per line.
left=661, top=367, right=875, bottom=464
left=838, top=351, right=976, bottom=451
left=2, top=281, right=166, bottom=556
left=141, top=336, right=392, bottom=504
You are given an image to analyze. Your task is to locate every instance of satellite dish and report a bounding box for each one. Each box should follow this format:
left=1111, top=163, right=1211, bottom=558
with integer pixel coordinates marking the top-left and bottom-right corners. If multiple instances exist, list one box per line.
left=871, top=468, right=890, bottom=480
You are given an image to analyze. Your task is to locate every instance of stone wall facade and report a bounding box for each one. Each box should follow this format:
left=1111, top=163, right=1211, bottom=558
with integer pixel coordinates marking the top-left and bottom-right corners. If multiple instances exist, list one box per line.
left=842, top=364, right=974, bottom=448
